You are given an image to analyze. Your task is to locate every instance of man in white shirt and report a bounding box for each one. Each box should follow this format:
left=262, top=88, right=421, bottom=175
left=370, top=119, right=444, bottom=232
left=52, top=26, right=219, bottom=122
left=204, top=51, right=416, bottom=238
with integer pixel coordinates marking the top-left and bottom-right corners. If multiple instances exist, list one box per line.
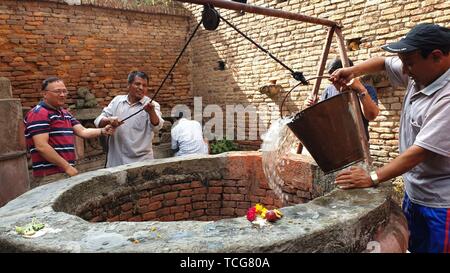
left=94, top=71, right=164, bottom=167
left=171, top=113, right=208, bottom=157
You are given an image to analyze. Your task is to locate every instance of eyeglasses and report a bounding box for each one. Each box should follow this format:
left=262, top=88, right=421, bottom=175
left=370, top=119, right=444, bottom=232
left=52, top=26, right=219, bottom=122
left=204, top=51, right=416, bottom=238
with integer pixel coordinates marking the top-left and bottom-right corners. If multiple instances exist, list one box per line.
left=47, top=89, right=69, bottom=95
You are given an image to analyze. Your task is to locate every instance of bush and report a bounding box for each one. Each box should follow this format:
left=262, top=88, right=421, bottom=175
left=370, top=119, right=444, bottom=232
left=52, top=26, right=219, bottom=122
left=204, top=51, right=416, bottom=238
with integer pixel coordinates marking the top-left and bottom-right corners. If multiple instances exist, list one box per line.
left=210, top=138, right=238, bottom=154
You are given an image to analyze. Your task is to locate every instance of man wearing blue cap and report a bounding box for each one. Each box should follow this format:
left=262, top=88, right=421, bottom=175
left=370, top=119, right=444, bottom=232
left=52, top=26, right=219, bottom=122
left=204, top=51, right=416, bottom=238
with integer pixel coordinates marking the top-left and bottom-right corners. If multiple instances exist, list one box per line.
left=331, top=23, right=450, bottom=253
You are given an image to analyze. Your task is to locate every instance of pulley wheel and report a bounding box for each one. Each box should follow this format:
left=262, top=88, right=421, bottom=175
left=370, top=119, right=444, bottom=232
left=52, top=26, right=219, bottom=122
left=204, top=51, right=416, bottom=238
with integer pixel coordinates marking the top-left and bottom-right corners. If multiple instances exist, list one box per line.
left=202, top=6, right=220, bottom=31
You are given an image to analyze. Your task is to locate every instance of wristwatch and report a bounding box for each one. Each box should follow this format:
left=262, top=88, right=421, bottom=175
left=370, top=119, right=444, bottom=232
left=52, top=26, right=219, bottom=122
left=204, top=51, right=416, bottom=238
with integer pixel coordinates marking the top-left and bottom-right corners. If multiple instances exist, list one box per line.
left=369, top=171, right=379, bottom=187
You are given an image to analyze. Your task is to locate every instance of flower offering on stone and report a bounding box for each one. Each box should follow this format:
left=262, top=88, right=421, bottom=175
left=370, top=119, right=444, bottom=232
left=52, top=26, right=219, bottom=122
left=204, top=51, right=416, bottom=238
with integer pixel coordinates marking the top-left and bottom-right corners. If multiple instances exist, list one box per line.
left=246, top=203, right=283, bottom=226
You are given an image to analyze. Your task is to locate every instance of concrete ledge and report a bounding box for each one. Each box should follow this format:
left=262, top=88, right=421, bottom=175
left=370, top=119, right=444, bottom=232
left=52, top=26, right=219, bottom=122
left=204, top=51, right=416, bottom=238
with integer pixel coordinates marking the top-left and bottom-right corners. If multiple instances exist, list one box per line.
left=0, top=152, right=392, bottom=252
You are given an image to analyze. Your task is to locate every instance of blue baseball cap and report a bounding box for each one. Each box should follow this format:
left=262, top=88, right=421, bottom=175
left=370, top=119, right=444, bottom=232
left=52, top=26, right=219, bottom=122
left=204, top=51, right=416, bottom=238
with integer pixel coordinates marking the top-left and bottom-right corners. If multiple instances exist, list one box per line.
left=382, top=23, right=450, bottom=53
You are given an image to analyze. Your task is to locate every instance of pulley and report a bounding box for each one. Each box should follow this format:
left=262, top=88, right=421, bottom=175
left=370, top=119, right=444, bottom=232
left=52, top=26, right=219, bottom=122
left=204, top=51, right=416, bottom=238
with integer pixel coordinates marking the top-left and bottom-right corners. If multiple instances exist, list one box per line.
left=202, top=5, right=220, bottom=31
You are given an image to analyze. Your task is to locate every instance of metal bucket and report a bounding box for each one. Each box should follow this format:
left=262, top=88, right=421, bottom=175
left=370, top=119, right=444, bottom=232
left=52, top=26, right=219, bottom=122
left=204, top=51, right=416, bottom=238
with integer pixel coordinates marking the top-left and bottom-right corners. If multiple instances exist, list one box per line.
left=287, top=91, right=369, bottom=174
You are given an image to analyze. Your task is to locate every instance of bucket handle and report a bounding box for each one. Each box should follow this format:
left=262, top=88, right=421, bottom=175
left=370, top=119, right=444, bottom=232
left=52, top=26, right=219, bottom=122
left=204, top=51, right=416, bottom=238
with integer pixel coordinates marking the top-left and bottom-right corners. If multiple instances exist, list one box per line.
left=279, top=76, right=330, bottom=118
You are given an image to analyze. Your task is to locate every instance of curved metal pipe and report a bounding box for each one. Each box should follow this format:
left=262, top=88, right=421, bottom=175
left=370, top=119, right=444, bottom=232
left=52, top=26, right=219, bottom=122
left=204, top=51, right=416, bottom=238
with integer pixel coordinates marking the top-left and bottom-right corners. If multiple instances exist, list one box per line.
left=176, top=0, right=340, bottom=28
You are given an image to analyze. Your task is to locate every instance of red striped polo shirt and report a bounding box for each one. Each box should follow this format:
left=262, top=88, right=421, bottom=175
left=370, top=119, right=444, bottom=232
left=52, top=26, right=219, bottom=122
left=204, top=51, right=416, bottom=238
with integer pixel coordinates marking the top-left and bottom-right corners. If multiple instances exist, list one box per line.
left=24, top=101, right=80, bottom=177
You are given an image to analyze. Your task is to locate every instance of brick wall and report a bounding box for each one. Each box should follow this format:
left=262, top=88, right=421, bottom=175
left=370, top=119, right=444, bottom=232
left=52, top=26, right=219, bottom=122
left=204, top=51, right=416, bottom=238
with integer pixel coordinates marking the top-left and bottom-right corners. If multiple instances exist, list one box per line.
left=78, top=179, right=284, bottom=222
left=2, top=0, right=449, bottom=167
left=184, top=0, right=449, bottom=166
left=74, top=151, right=330, bottom=222
left=0, top=0, right=194, bottom=112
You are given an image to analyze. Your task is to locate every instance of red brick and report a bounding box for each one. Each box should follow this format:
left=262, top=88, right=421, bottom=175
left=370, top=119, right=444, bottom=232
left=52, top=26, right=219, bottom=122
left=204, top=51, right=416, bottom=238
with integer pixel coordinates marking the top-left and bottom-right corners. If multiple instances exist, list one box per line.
left=193, top=188, right=207, bottom=194
left=143, top=211, right=157, bottom=221
left=160, top=215, right=175, bottom=221
left=222, top=180, right=237, bottom=187
left=174, top=212, right=189, bottom=221
left=156, top=207, right=171, bottom=217
left=149, top=194, right=163, bottom=203
left=119, top=211, right=133, bottom=221
left=152, top=185, right=171, bottom=195
left=237, top=180, right=248, bottom=187
left=120, top=202, right=133, bottom=212
left=206, top=194, right=221, bottom=201
left=260, top=196, right=274, bottom=206
left=274, top=199, right=284, bottom=208
left=207, top=201, right=221, bottom=209
left=137, top=205, right=151, bottom=214
left=253, top=189, right=266, bottom=197
left=208, top=187, right=222, bottom=194
left=223, top=187, right=237, bottom=194
left=222, top=201, right=237, bottom=208
left=176, top=197, right=191, bottom=205
left=179, top=189, right=193, bottom=197
left=148, top=201, right=162, bottom=211
left=106, top=215, right=120, bottom=222
left=190, top=210, right=205, bottom=218
left=128, top=215, right=142, bottom=222
left=90, top=216, right=104, bottom=222
left=193, top=201, right=207, bottom=209
left=170, top=205, right=185, bottom=214
left=237, top=201, right=251, bottom=208
left=206, top=209, right=220, bottom=216
left=164, top=191, right=178, bottom=200
left=192, top=194, right=206, bottom=202
left=221, top=208, right=235, bottom=216
left=138, top=198, right=150, bottom=206
left=190, top=181, right=203, bottom=188
left=208, top=180, right=223, bottom=186
left=229, top=194, right=244, bottom=201
left=235, top=208, right=247, bottom=216
left=163, top=199, right=176, bottom=207
left=238, top=187, right=248, bottom=194
left=259, top=181, right=272, bottom=190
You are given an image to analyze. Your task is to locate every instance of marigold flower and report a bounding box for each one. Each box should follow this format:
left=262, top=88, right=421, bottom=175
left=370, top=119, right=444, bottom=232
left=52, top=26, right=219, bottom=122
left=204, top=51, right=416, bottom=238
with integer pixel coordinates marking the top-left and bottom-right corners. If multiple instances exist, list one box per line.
left=255, top=203, right=264, bottom=214
left=260, top=208, right=268, bottom=219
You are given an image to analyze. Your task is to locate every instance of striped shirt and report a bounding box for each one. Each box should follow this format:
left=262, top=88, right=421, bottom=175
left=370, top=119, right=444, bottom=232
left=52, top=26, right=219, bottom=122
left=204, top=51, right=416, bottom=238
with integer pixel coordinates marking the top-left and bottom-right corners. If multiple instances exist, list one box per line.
left=24, top=101, right=80, bottom=177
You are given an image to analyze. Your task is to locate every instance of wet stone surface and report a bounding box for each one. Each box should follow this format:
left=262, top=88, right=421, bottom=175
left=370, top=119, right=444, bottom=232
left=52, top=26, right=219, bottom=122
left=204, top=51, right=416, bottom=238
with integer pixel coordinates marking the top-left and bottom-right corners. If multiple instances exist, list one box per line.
left=0, top=152, right=392, bottom=252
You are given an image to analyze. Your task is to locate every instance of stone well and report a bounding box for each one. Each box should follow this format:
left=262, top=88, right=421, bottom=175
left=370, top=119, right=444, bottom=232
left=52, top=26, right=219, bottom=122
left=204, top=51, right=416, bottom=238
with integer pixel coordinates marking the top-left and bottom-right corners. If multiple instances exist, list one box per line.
left=0, top=151, right=394, bottom=252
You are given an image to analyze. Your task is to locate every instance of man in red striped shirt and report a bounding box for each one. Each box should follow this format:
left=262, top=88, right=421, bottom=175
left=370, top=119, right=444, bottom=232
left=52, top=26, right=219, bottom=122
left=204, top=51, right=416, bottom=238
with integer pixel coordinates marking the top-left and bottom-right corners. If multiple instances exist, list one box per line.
left=24, top=77, right=114, bottom=179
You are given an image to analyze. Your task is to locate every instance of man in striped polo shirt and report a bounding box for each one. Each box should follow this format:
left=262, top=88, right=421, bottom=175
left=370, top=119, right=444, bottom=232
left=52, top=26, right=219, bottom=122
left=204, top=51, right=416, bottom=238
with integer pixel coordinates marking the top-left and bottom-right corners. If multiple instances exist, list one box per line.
left=24, top=77, right=115, bottom=182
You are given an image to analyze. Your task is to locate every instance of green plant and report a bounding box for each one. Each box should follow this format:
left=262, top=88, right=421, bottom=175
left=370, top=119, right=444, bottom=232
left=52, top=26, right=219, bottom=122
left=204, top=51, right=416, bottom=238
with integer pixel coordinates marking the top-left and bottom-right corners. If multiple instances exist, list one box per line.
left=210, top=138, right=239, bottom=154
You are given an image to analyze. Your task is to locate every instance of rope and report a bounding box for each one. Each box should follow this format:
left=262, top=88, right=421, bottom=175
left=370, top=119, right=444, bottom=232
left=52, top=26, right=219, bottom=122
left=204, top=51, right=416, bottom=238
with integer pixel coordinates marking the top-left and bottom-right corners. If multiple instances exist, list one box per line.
left=218, top=14, right=308, bottom=85
left=119, top=19, right=204, bottom=123
left=104, top=19, right=204, bottom=168
left=279, top=76, right=330, bottom=118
